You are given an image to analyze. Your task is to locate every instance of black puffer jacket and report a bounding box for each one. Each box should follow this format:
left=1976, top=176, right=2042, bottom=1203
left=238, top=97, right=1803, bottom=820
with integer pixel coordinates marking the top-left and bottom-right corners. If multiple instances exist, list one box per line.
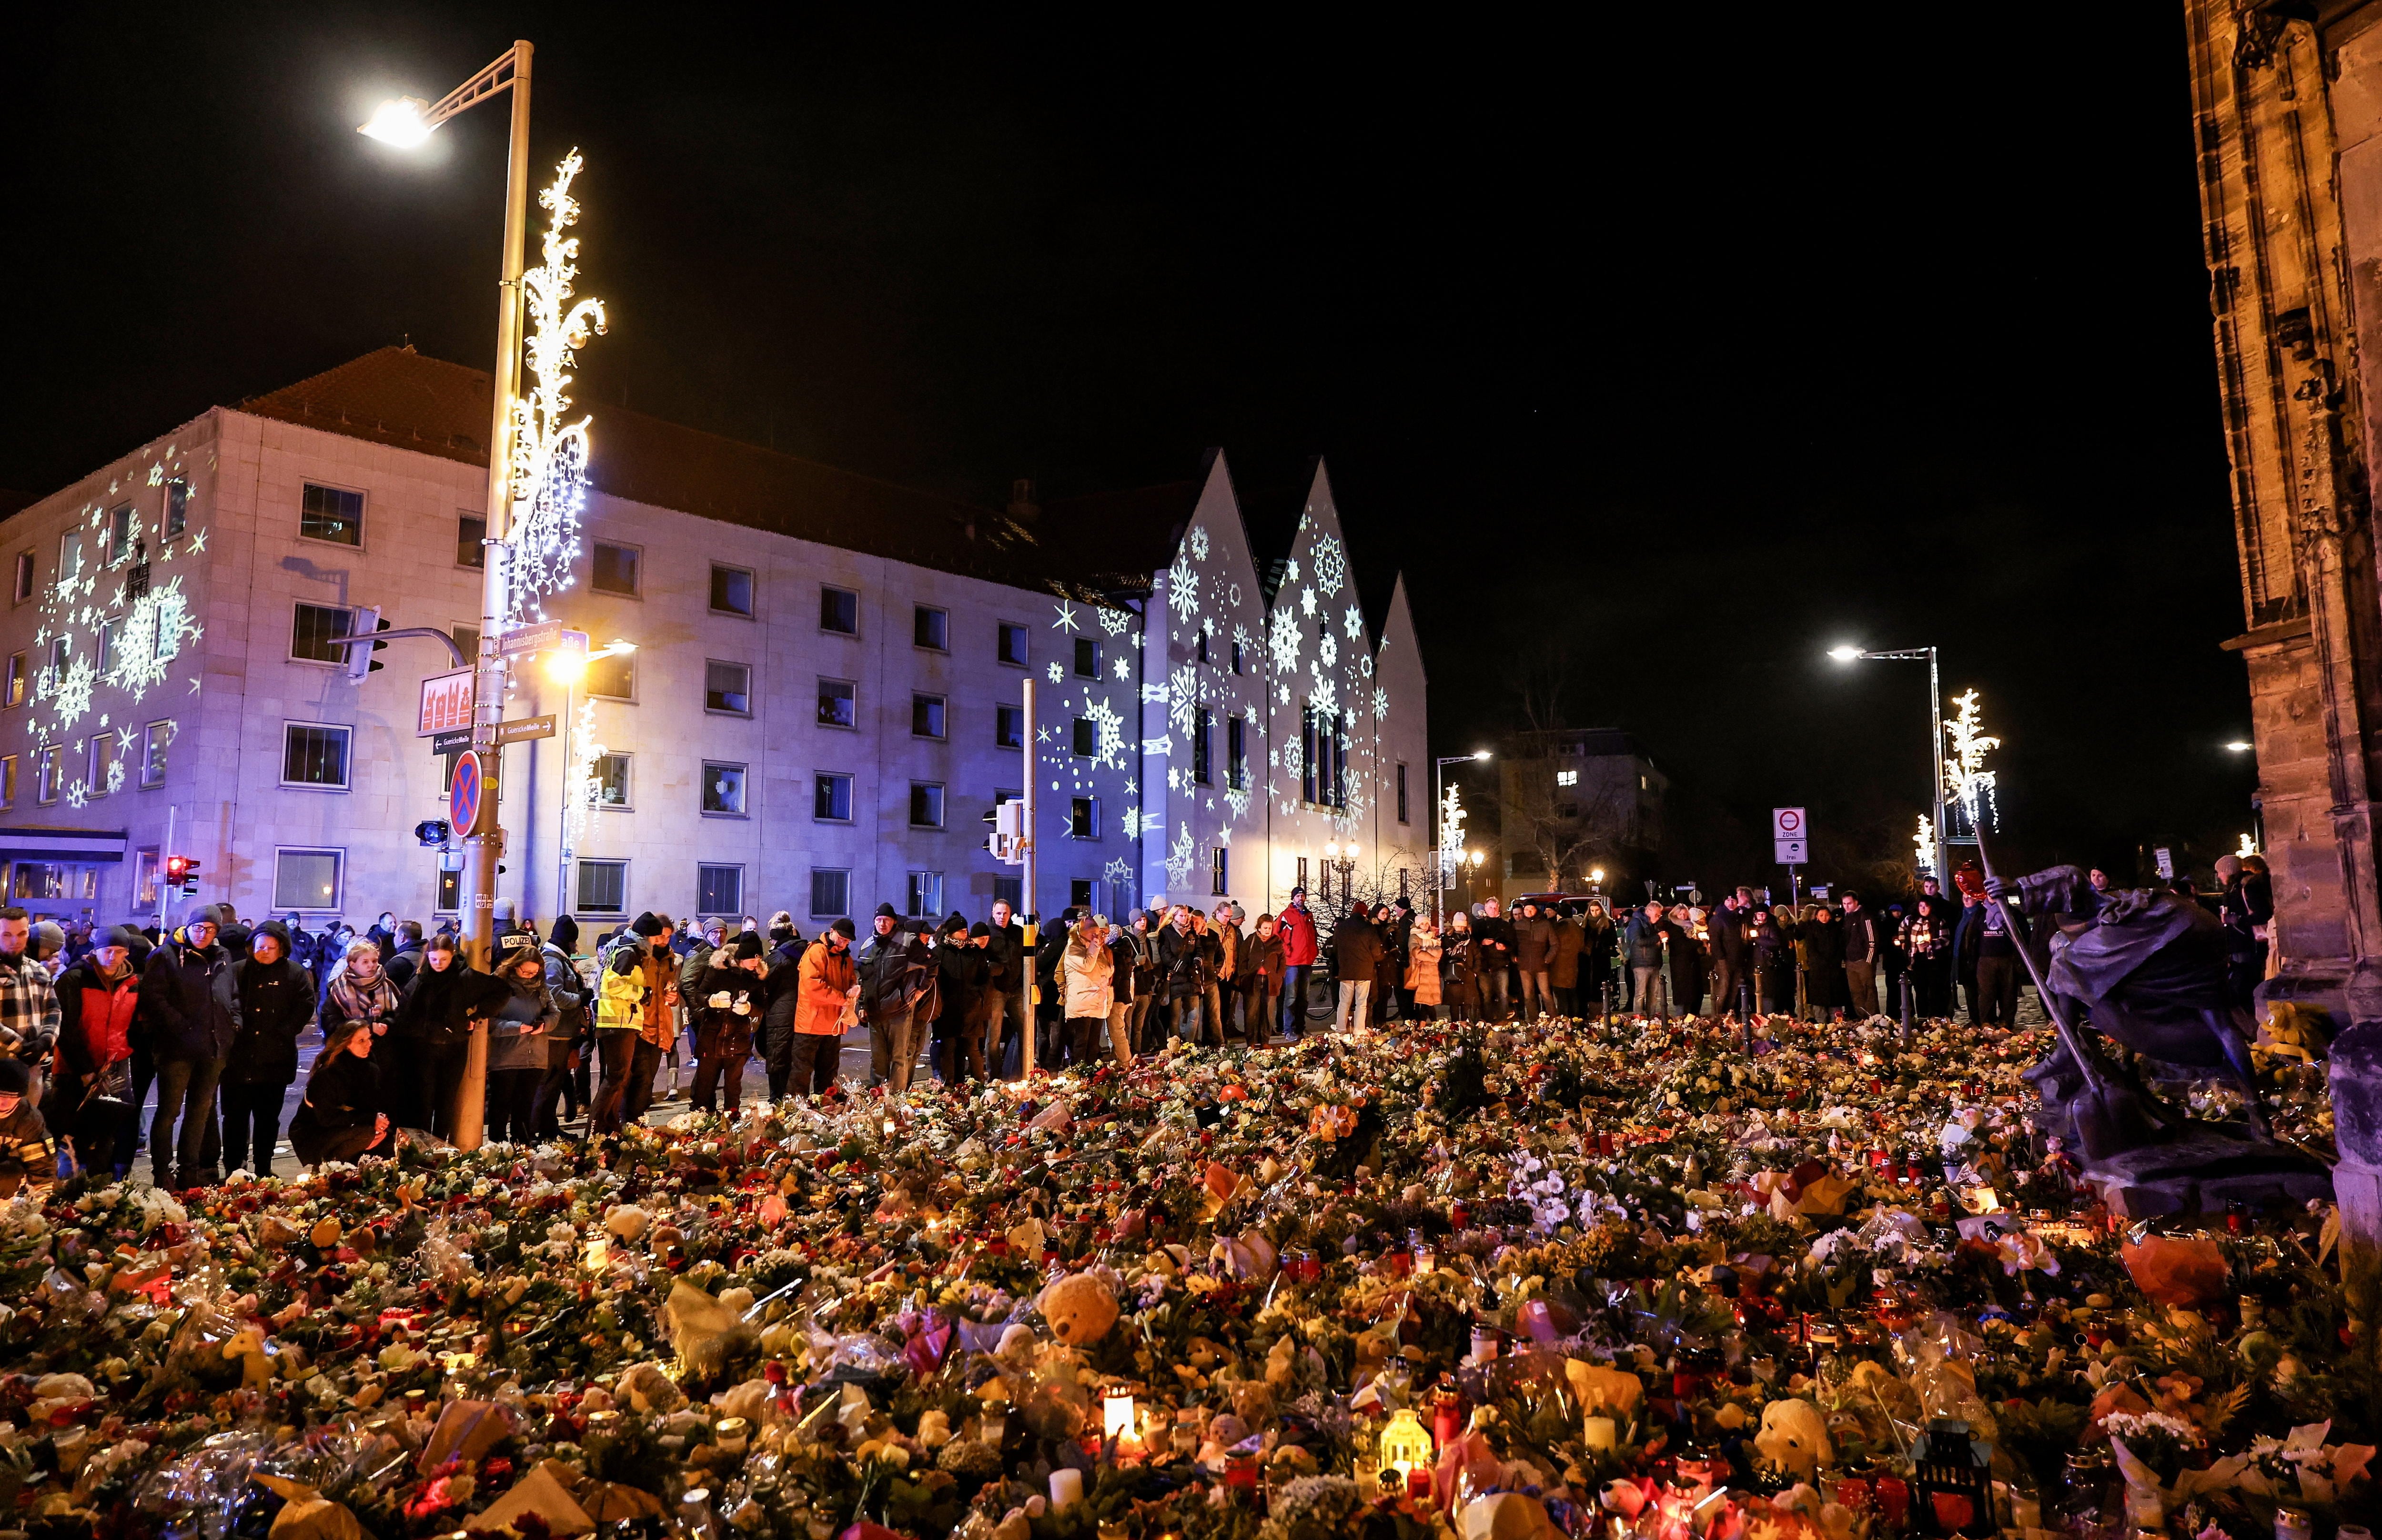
left=141, top=939, right=240, bottom=1063
left=224, top=934, right=318, bottom=1086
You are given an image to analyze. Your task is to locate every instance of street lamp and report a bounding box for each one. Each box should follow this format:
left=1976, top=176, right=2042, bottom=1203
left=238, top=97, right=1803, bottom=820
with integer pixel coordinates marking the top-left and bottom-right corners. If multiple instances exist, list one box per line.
left=1829, top=644, right=1948, bottom=884
left=1433, top=750, right=1492, bottom=923
left=363, top=41, right=535, bottom=1150
left=1322, top=841, right=1359, bottom=908
left=2225, top=740, right=2253, bottom=753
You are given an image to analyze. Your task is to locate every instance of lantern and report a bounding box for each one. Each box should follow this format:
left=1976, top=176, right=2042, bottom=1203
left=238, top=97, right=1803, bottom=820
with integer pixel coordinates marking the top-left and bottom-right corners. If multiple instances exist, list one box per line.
left=1103, top=1391, right=1137, bottom=1442
left=1911, top=1419, right=1993, bottom=1536
left=1378, top=1407, right=1434, bottom=1486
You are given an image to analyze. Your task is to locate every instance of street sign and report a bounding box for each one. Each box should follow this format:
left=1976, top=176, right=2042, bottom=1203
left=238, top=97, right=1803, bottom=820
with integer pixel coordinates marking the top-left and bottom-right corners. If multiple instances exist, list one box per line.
left=495, top=715, right=555, bottom=745
left=1775, top=837, right=1808, bottom=865
left=496, top=620, right=566, bottom=656
left=2154, top=846, right=2175, bottom=879
left=1772, top=807, right=1806, bottom=840
left=450, top=749, right=487, bottom=837
left=417, top=668, right=474, bottom=737
left=430, top=728, right=471, bottom=756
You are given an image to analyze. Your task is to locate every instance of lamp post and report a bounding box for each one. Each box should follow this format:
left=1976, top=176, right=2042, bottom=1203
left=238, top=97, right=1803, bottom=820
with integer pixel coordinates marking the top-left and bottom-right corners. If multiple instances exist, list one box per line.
left=1433, top=750, right=1492, bottom=925
left=1829, top=644, right=1947, bottom=884
left=1322, top=841, right=1359, bottom=909
left=363, top=42, right=535, bottom=1151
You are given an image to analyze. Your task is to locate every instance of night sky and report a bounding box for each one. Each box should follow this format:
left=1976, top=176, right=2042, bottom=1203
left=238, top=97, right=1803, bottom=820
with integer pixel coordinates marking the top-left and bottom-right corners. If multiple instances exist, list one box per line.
left=1, top=7, right=2248, bottom=886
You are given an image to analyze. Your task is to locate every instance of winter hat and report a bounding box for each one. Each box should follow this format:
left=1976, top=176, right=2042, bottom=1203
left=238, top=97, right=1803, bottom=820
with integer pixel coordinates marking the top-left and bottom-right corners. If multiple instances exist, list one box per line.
left=631, top=911, right=666, bottom=938
left=0, top=1058, right=26, bottom=1096
left=829, top=916, right=858, bottom=941
left=730, top=932, right=765, bottom=960
left=30, top=921, right=64, bottom=959
left=103, top=924, right=144, bottom=951
left=550, top=916, right=580, bottom=954
left=940, top=910, right=969, bottom=936
left=185, top=902, right=221, bottom=929
left=873, top=903, right=900, bottom=920
left=969, top=922, right=992, bottom=939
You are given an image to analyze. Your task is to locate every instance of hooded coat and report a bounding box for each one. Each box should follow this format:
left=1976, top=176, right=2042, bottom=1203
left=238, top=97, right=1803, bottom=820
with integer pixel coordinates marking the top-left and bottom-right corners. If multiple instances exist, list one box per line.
left=225, top=923, right=319, bottom=1085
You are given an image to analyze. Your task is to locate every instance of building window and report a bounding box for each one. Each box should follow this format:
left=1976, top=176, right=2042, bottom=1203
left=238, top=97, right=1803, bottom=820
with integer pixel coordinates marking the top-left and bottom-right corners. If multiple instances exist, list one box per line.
left=1211, top=847, right=1229, bottom=896
left=142, top=721, right=171, bottom=787
left=996, top=704, right=1024, bottom=748
left=592, top=752, right=631, bottom=807
left=909, top=782, right=944, bottom=828
left=997, top=621, right=1028, bottom=666
left=290, top=602, right=354, bottom=664
left=814, top=772, right=853, bottom=821
left=3, top=654, right=22, bottom=709
left=911, top=693, right=946, bottom=739
left=1193, top=707, right=1213, bottom=785
left=820, top=585, right=858, bottom=634
left=914, top=605, right=948, bottom=651
left=10, top=554, right=29, bottom=604
left=10, top=864, right=96, bottom=903
left=97, top=616, right=122, bottom=675
left=299, top=483, right=364, bottom=546
left=453, top=623, right=481, bottom=662
left=708, top=563, right=755, bottom=617
left=88, top=733, right=118, bottom=796
left=134, top=848, right=158, bottom=906
left=457, top=514, right=486, bottom=569
left=106, top=503, right=134, bottom=565
left=578, top=859, right=628, bottom=914
left=1301, top=705, right=1345, bottom=809
left=705, top=660, right=752, bottom=715
left=165, top=478, right=189, bottom=537
left=1074, top=637, right=1100, bottom=678
left=810, top=868, right=851, bottom=918
left=702, top=761, right=748, bottom=816
left=39, top=637, right=65, bottom=698
left=592, top=541, right=641, bottom=596
left=817, top=677, right=856, bottom=728
left=0, top=755, right=15, bottom=810
left=1398, top=762, right=1411, bottom=822
left=1195, top=631, right=1208, bottom=666
left=1230, top=640, right=1244, bottom=675
left=272, top=848, right=345, bottom=911
left=436, top=868, right=462, bottom=913
left=698, top=864, right=745, bottom=916
left=282, top=724, right=353, bottom=788
left=1554, top=768, right=1579, bottom=786
left=585, top=651, right=635, bottom=700
left=1070, top=878, right=1094, bottom=910
left=1070, top=796, right=1097, bottom=838
left=1297, top=856, right=1309, bottom=893
left=35, top=745, right=59, bottom=805
left=993, top=875, right=1022, bottom=909
left=1228, top=716, right=1248, bottom=790
left=56, top=534, right=81, bottom=592
left=1072, top=717, right=1095, bottom=757
left=906, top=871, right=944, bottom=917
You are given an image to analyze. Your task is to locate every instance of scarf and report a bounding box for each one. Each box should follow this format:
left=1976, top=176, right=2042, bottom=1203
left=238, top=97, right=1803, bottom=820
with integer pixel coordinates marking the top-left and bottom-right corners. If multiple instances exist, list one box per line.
left=329, top=968, right=397, bottom=1023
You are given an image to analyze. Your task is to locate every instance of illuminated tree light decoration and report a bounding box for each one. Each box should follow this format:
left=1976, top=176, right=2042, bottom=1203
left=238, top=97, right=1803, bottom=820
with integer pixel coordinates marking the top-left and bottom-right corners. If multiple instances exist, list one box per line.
left=1439, top=782, right=1468, bottom=890
left=1914, top=814, right=1936, bottom=876
left=2238, top=832, right=2260, bottom=859
left=1941, top=688, right=2001, bottom=831
left=504, top=150, right=609, bottom=628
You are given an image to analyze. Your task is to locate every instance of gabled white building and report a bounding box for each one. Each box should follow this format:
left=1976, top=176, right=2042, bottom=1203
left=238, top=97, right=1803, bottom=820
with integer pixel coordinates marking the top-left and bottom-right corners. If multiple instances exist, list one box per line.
left=0, top=349, right=1427, bottom=933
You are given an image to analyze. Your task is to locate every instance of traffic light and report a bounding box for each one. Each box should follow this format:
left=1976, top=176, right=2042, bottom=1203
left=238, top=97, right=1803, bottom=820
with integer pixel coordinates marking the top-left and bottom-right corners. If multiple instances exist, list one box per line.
left=164, top=855, right=199, bottom=895
left=413, top=819, right=451, bottom=847
left=347, top=606, right=391, bottom=680
left=983, top=800, right=1026, bottom=864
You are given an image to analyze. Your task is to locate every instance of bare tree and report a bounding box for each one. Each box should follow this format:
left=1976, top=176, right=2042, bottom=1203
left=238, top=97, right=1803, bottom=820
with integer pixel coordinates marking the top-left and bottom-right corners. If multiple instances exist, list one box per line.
left=1498, top=753, right=1637, bottom=892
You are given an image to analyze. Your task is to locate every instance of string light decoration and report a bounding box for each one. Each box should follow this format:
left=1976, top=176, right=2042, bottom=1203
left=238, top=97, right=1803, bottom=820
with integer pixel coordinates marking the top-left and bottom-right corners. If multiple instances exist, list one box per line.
left=1914, top=814, right=1936, bottom=876
left=1439, top=782, right=1469, bottom=891
left=503, top=150, right=608, bottom=628
left=2238, top=832, right=2260, bottom=859
left=1942, top=688, right=2001, bottom=832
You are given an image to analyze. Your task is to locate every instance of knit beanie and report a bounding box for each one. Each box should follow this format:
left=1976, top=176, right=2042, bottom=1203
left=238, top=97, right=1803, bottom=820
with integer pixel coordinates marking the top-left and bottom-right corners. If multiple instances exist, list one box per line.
left=731, top=932, right=765, bottom=960
left=631, top=911, right=665, bottom=938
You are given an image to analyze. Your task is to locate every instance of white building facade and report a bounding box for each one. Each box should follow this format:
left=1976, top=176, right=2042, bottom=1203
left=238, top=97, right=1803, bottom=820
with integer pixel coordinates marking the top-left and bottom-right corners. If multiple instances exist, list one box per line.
left=0, top=349, right=1428, bottom=932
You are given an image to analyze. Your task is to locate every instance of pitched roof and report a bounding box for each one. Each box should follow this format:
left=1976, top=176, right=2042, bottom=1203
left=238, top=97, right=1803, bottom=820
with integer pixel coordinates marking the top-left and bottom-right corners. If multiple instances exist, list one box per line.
left=235, top=347, right=1105, bottom=594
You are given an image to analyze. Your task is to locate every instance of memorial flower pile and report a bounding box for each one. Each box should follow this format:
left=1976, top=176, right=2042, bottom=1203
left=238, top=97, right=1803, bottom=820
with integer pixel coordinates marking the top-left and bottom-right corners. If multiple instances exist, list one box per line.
left=0, top=1011, right=2368, bottom=1539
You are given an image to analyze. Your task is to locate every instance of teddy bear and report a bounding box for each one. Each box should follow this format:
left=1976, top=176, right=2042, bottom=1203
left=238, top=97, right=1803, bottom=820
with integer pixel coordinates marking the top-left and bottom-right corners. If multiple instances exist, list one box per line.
left=1039, top=1271, right=1120, bottom=1345
left=1754, top=1398, right=1832, bottom=1483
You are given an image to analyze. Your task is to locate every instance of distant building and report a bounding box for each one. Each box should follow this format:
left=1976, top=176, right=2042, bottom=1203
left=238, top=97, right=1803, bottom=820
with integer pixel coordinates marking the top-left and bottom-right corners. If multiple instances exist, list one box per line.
left=1469, top=727, right=1666, bottom=906
left=0, top=347, right=1426, bottom=931
left=2186, top=3, right=2382, bottom=1021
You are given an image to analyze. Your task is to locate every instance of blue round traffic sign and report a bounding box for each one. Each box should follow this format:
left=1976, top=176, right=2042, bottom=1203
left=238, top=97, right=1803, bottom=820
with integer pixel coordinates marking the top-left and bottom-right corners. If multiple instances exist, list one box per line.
left=450, top=749, right=484, bottom=837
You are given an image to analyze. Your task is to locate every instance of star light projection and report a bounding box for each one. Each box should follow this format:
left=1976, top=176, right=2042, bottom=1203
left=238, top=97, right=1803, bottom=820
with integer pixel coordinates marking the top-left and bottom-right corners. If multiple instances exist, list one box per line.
left=503, top=151, right=608, bottom=629
left=27, top=444, right=208, bottom=812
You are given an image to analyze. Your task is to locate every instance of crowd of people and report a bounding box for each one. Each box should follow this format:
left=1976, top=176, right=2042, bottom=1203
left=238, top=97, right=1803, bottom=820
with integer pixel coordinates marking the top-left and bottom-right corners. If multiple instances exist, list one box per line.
left=0, top=851, right=2276, bottom=1198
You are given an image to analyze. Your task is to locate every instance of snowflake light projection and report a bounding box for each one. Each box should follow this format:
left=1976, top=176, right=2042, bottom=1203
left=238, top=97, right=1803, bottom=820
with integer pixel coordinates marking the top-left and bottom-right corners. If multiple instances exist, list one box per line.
left=1080, top=689, right=1125, bottom=770
left=1167, top=551, right=1200, bottom=622
left=504, top=151, right=608, bottom=628
left=1268, top=610, right=1301, bottom=673
left=51, top=655, right=95, bottom=733
left=1299, top=586, right=1316, bottom=617
left=1309, top=669, right=1336, bottom=717
left=1343, top=604, right=1364, bottom=640
left=105, top=578, right=199, bottom=701
left=1099, top=606, right=1129, bottom=637
left=1942, top=688, right=2001, bottom=830
left=1224, top=785, right=1251, bottom=820
left=1310, top=533, right=1346, bottom=597
left=1052, top=601, right=1080, bottom=633
left=1046, top=661, right=1065, bottom=685
left=1373, top=684, right=1389, bottom=722
left=1166, top=822, right=1197, bottom=887
left=1168, top=664, right=1200, bottom=738
left=1188, top=525, right=1210, bottom=562
left=1318, top=634, right=1337, bottom=670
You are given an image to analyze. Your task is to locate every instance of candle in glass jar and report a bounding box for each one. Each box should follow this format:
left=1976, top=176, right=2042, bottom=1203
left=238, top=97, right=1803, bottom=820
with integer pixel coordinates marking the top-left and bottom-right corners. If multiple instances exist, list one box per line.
left=1583, top=1416, right=1617, bottom=1451
left=1102, top=1392, right=1136, bottom=1442
left=1050, top=1468, right=1084, bottom=1510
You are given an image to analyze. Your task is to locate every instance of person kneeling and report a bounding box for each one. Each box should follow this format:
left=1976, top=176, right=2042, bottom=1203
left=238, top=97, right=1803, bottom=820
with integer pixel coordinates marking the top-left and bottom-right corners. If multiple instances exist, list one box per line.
left=287, top=1019, right=395, bottom=1168
left=0, top=1059, right=59, bottom=1197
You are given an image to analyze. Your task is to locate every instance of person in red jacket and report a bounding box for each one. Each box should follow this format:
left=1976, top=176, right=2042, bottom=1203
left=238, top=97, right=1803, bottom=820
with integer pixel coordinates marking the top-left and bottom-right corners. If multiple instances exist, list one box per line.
left=50, top=924, right=141, bottom=1179
left=1276, top=887, right=1319, bottom=1039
